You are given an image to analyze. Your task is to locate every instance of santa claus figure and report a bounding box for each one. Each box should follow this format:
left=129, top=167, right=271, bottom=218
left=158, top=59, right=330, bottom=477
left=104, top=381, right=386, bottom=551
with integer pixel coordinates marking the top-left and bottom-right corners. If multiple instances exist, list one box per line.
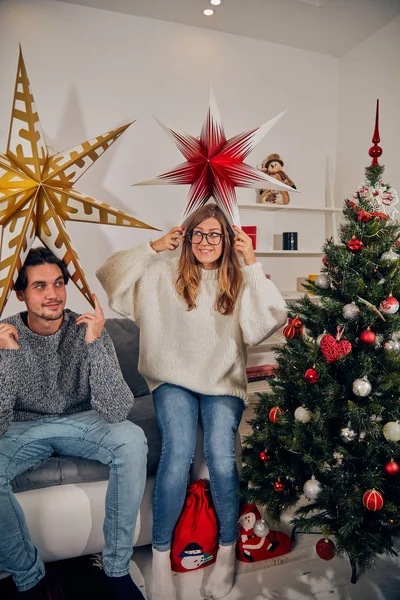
left=237, top=504, right=279, bottom=562
left=258, top=153, right=296, bottom=205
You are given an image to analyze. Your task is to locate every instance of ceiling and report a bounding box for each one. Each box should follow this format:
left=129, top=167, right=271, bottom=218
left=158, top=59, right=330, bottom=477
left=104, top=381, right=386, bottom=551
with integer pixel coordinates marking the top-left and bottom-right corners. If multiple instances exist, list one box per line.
left=57, top=0, right=400, bottom=57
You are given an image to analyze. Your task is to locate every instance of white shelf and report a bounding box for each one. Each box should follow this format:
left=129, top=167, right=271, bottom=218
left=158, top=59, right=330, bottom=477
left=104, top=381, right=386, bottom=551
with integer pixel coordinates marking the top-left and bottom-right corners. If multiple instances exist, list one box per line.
left=248, top=292, right=320, bottom=353
left=239, top=203, right=342, bottom=213
left=255, top=250, right=322, bottom=257
left=281, top=290, right=319, bottom=302
left=249, top=333, right=285, bottom=353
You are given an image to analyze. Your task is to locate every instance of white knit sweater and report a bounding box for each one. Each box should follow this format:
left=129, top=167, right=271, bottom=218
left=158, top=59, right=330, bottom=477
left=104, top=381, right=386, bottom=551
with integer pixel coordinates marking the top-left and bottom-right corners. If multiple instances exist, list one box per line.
left=96, top=243, right=287, bottom=404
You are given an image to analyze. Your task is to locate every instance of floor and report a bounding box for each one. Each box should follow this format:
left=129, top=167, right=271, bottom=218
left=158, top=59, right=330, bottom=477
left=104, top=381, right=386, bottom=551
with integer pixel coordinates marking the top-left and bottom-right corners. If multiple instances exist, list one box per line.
left=130, top=536, right=400, bottom=599
left=130, top=393, right=400, bottom=599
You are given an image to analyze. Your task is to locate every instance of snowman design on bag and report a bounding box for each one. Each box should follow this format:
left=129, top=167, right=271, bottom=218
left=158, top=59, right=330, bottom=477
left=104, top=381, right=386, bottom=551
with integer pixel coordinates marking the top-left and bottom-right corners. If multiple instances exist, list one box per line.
left=178, top=542, right=213, bottom=570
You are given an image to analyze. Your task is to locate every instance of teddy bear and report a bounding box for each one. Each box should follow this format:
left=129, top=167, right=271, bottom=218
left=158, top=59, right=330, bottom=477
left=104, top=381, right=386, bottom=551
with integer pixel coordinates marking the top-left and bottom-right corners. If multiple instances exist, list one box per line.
left=258, top=153, right=296, bottom=205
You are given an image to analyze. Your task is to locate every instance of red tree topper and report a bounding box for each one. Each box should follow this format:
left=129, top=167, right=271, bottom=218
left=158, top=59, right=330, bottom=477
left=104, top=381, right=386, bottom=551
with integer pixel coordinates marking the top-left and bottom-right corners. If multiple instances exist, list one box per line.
left=369, top=99, right=382, bottom=166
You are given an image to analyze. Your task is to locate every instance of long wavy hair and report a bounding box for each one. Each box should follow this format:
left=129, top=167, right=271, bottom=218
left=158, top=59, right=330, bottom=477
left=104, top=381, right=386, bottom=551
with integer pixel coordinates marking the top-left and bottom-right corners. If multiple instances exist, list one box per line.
left=176, top=204, right=243, bottom=315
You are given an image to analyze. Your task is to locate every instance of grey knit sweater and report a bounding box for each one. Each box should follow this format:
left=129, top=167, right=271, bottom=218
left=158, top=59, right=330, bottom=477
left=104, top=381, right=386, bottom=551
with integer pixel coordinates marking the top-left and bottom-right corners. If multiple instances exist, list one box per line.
left=0, top=310, right=135, bottom=435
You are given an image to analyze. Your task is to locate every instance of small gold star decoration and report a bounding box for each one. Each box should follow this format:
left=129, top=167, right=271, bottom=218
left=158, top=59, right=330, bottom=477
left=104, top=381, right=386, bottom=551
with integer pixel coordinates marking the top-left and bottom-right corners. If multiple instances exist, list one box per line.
left=0, top=47, right=157, bottom=313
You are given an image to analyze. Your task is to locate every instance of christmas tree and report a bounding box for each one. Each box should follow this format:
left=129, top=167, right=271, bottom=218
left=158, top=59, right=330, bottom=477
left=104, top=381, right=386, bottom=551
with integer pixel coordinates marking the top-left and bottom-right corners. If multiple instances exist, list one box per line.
left=242, top=101, right=400, bottom=582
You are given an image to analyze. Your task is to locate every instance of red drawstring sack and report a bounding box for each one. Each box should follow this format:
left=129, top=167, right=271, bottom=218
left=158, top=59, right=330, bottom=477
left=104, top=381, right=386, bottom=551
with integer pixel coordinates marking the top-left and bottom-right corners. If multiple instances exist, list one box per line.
left=171, top=479, right=218, bottom=572
left=236, top=503, right=291, bottom=562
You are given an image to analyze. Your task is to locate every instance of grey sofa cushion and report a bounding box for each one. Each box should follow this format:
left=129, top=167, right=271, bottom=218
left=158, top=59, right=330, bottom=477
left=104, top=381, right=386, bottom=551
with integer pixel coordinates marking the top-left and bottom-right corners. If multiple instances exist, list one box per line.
left=105, top=318, right=150, bottom=398
left=11, top=319, right=160, bottom=493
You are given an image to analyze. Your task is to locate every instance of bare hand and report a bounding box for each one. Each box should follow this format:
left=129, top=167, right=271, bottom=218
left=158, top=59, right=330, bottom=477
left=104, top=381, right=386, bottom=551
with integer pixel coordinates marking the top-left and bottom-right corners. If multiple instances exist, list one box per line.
left=150, top=227, right=184, bottom=253
left=76, top=294, right=105, bottom=343
left=233, top=226, right=257, bottom=266
left=0, top=324, right=20, bottom=350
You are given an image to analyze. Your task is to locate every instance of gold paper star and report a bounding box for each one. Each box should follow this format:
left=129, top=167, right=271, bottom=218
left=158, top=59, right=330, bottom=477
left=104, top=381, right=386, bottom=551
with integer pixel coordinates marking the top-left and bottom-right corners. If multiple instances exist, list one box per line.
left=0, top=48, right=157, bottom=313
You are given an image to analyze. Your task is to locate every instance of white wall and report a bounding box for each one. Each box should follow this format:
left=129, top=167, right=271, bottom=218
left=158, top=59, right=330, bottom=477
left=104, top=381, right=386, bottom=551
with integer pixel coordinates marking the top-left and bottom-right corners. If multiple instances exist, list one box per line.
left=336, top=16, right=400, bottom=207
left=0, top=0, right=338, bottom=317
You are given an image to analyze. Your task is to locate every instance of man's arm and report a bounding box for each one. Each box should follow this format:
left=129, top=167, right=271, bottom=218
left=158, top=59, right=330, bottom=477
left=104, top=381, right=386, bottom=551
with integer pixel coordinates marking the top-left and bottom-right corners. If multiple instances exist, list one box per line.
left=77, top=295, right=135, bottom=423
left=0, top=323, right=21, bottom=434
left=86, top=331, right=135, bottom=423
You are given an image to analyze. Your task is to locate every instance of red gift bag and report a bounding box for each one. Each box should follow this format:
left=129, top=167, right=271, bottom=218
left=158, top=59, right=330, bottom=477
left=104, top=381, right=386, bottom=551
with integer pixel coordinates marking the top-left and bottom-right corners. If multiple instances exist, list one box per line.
left=236, top=503, right=291, bottom=563
left=171, top=479, right=218, bottom=572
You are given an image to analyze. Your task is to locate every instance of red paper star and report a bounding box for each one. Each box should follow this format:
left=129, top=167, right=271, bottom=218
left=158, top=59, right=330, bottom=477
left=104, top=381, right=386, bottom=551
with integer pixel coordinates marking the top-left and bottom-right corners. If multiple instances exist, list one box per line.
left=136, top=90, right=298, bottom=225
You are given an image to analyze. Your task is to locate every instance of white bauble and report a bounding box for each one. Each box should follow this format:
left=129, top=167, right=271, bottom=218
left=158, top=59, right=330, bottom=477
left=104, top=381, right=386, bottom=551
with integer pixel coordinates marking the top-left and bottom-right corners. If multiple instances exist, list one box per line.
left=303, top=476, right=322, bottom=501
left=253, top=519, right=270, bottom=537
left=315, top=274, right=330, bottom=289
left=342, top=302, right=360, bottom=320
left=384, top=340, right=400, bottom=353
left=340, top=427, right=356, bottom=443
left=381, top=250, right=399, bottom=262
left=294, top=406, right=312, bottom=423
left=383, top=421, right=400, bottom=442
left=352, top=377, right=372, bottom=397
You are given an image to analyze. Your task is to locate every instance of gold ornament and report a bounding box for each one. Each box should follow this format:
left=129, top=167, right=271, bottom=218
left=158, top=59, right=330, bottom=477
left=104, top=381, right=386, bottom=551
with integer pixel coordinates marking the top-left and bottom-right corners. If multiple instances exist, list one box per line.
left=0, top=48, right=157, bottom=313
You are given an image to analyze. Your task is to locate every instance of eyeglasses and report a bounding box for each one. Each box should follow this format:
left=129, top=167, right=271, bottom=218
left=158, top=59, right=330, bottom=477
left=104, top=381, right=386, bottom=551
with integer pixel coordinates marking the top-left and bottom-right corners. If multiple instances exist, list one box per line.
left=189, top=231, right=224, bottom=245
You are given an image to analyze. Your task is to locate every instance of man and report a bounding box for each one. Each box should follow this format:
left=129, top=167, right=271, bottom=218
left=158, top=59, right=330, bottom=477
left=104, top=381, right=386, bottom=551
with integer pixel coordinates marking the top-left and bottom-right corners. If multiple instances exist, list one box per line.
left=0, top=247, right=147, bottom=600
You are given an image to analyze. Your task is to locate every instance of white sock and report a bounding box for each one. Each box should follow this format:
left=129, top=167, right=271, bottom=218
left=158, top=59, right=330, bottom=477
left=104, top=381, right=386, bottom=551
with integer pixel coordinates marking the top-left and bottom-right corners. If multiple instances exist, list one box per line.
left=149, top=548, right=177, bottom=600
left=205, top=543, right=236, bottom=599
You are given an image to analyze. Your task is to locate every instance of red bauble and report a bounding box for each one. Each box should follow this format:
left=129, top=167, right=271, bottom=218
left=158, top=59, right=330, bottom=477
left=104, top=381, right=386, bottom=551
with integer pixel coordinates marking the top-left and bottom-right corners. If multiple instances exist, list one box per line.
left=346, top=237, right=364, bottom=253
left=316, top=538, right=335, bottom=561
left=320, top=334, right=352, bottom=363
left=283, top=316, right=304, bottom=339
left=269, top=407, right=283, bottom=423
left=322, top=255, right=329, bottom=267
left=363, top=489, right=384, bottom=511
left=274, top=479, right=285, bottom=492
left=359, top=327, right=376, bottom=345
left=259, top=451, right=269, bottom=463
left=304, top=367, right=319, bottom=384
left=384, top=459, right=400, bottom=476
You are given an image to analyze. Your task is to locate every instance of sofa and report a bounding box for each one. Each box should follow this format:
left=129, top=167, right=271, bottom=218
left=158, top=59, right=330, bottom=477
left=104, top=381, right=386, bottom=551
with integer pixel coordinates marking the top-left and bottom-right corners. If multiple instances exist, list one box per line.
left=0, top=318, right=241, bottom=579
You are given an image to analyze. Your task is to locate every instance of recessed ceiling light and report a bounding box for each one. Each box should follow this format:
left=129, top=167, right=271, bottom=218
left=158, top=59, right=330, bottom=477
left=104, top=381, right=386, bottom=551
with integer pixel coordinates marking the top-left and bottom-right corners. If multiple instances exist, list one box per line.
left=210, top=0, right=222, bottom=5
left=203, top=8, right=214, bottom=16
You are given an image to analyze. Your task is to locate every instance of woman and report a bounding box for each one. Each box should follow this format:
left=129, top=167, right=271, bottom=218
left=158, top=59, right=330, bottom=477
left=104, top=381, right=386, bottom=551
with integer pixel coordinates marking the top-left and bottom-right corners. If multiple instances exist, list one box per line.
left=97, top=204, right=287, bottom=600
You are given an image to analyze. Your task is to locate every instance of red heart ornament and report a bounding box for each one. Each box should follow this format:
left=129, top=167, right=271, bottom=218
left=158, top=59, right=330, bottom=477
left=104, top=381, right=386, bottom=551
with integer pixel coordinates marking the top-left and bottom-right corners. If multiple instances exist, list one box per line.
left=320, top=334, right=352, bottom=363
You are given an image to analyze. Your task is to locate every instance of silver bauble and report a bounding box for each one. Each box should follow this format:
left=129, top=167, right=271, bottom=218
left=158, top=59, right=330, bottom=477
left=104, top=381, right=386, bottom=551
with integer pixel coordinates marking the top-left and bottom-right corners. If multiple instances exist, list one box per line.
left=381, top=250, right=399, bottom=262
left=383, top=421, right=400, bottom=442
left=342, top=302, right=360, bottom=320
left=352, top=377, right=372, bottom=397
left=340, top=427, right=356, bottom=443
left=253, top=519, right=270, bottom=537
left=315, top=274, right=330, bottom=289
left=303, top=476, right=322, bottom=501
left=294, top=406, right=312, bottom=423
left=384, top=340, right=400, bottom=353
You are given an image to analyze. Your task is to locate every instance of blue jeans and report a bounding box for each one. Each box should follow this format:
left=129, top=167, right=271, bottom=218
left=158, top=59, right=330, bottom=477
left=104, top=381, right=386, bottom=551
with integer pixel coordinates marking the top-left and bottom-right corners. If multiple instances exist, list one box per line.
left=0, top=410, right=148, bottom=592
left=152, top=384, right=244, bottom=551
